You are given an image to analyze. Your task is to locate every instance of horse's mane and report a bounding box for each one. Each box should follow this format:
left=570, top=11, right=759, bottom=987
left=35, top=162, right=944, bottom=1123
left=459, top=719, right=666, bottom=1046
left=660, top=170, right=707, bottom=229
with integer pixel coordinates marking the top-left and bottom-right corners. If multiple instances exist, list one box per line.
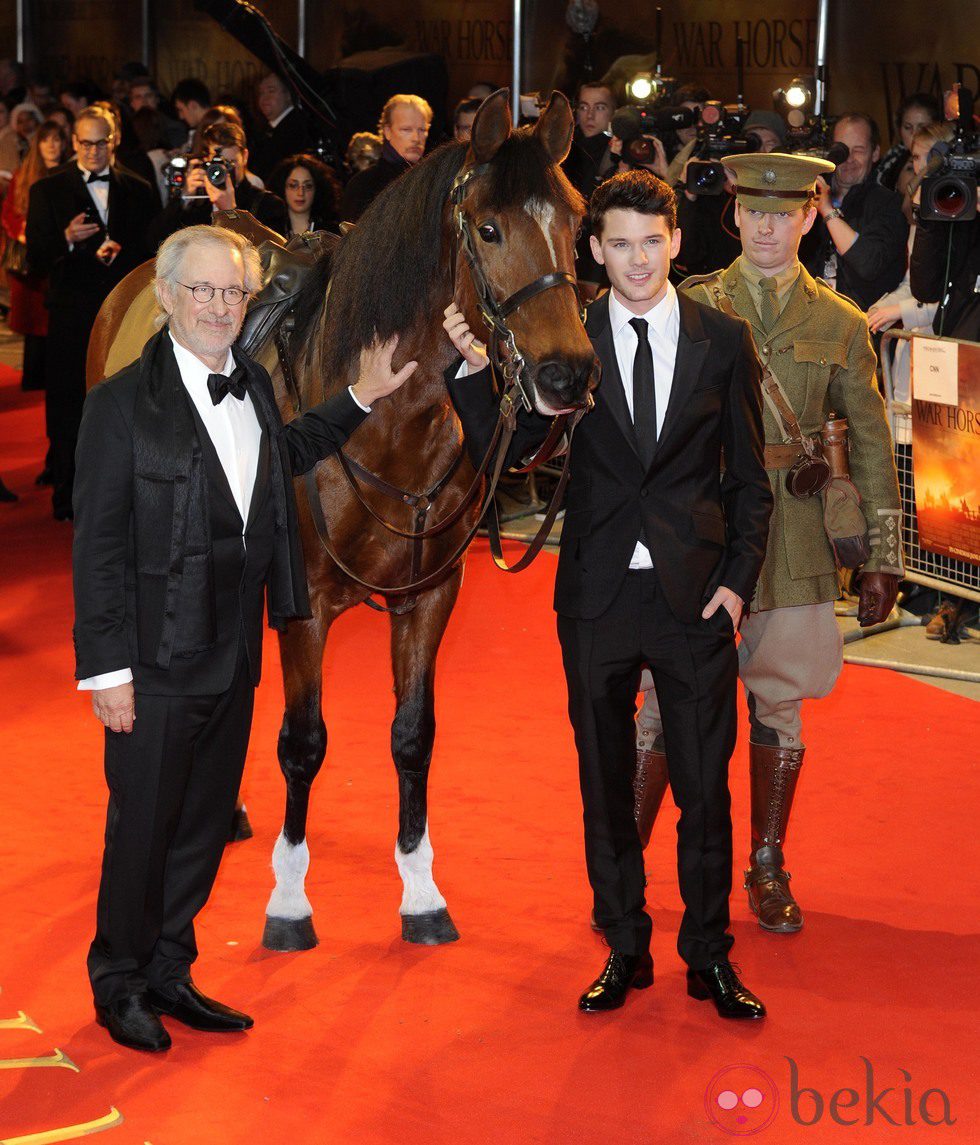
left=300, top=127, right=585, bottom=389
left=316, top=140, right=468, bottom=385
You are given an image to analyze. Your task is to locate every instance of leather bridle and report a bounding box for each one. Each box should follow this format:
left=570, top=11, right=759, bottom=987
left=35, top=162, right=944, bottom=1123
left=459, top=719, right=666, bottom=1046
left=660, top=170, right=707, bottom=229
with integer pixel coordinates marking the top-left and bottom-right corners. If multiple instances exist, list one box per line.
left=448, top=161, right=588, bottom=414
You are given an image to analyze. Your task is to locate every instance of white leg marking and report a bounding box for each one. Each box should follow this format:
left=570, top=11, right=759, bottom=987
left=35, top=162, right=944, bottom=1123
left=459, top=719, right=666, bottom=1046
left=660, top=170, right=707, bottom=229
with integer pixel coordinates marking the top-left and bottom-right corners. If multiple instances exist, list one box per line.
left=394, top=821, right=447, bottom=916
left=265, top=830, right=314, bottom=920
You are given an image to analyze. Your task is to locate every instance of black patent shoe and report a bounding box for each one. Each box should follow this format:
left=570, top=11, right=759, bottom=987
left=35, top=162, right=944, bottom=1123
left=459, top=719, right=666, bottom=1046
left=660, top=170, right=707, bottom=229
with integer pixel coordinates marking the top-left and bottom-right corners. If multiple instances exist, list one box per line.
left=687, top=961, right=766, bottom=1020
left=95, top=993, right=171, bottom=1052
left=578, top=950, right=654, bottom=1012
left=148, top=981, right=253, bottom=1032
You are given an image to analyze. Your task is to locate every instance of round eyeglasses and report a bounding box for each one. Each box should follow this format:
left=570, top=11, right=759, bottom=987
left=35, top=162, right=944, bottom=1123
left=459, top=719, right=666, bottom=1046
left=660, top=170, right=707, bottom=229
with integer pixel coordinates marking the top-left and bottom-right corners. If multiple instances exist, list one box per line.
left=178, top=282, right=248, bottom=306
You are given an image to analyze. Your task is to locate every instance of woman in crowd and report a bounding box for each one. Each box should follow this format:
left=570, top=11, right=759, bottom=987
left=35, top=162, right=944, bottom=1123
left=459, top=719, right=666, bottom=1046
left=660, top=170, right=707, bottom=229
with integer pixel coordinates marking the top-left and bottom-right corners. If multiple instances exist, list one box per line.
left=0, top=102, right=43, bottom=189
left=2, top=118, right=68, bottom=396
left=267, top=153, right=340, bottom=237
left=875, top=92, right=941, bottom=196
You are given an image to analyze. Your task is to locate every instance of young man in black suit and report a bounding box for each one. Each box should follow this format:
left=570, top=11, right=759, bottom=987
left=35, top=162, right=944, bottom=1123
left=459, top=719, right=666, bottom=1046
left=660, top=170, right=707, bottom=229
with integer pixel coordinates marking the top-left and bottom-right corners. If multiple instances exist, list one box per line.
left=73, top=225, right=417, bottom=1052
left=25, top=105, right=159, bottom=518
left=445, top=170, right=773, bottom=1019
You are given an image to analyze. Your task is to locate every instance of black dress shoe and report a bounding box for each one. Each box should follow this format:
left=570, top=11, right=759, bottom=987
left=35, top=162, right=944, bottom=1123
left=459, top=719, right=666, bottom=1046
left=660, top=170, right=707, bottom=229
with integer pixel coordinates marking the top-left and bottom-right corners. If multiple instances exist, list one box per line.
left=687, top=962, right=766, bottom=1020
left=147, top=981, right=254, bottom=1032
left=95, top=994, right=171, bottom=1052
left=578, top=950, right=654, bottom=1012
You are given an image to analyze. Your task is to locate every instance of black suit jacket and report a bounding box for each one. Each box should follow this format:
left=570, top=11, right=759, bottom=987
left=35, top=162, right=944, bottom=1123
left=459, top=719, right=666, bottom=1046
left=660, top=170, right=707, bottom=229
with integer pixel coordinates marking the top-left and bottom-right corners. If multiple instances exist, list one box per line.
left=249, top=107, right=313, bottom=181
left=449, top=290, right=772, bottom=624
left=25, top=162, right=157, bottom=313
left=73, top=327, right=369, bottom=694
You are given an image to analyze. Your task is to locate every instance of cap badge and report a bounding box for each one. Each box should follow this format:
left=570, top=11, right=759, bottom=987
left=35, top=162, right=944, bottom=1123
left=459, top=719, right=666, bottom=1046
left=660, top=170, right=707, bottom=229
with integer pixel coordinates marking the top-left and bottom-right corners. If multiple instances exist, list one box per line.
left=763, top=168, right=778, bottom=185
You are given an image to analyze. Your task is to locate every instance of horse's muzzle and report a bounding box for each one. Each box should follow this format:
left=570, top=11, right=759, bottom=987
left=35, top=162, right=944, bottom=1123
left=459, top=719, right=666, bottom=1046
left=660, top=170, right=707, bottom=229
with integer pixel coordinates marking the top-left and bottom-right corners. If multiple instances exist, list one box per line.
left=531, top=356, right=598, bottom=414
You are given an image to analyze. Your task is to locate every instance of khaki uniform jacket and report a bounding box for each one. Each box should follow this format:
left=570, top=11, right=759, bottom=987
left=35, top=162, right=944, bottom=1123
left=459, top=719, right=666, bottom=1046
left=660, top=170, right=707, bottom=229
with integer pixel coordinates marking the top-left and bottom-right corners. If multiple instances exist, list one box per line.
left=680, top=259, right=903, bottom=612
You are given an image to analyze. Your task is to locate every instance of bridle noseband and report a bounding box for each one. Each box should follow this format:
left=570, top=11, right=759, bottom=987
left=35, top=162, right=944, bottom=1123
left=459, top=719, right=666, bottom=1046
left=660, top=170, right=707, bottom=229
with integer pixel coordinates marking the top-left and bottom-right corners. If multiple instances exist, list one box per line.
left=449, top=163, right=586, bottom=413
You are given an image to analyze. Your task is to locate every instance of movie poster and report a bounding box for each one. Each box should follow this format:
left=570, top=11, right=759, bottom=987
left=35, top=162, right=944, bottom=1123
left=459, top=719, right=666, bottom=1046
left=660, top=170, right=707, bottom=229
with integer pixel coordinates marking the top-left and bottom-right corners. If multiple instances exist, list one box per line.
left=911, top=339, right=980, bottom=567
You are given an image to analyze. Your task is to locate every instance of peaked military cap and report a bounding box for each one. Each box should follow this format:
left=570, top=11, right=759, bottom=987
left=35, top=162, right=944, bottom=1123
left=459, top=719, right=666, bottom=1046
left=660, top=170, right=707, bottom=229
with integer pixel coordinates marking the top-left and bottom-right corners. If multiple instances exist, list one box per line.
left=724, top=152, right=835, bottom=212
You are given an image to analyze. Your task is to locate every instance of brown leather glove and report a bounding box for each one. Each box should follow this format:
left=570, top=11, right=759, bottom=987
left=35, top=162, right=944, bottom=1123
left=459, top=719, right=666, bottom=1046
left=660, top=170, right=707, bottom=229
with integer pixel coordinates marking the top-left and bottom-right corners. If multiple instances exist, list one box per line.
left=857, top=571, right=900, bottom=627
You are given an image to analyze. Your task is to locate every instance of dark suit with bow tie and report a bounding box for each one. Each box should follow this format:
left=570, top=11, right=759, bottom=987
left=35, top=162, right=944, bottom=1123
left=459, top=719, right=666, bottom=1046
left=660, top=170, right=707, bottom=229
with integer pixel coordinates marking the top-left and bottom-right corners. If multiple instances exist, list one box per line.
left=449, top=290, right=771, bottom=968
left=73, top=328, right=368, bottom=1005
left=26, top=162, right=159, bottom=515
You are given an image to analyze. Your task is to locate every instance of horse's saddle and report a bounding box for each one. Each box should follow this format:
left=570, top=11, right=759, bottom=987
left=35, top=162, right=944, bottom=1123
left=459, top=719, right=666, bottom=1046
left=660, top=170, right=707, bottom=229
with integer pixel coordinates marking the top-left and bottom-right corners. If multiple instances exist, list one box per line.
left=213, top=210, right=339, bottom=358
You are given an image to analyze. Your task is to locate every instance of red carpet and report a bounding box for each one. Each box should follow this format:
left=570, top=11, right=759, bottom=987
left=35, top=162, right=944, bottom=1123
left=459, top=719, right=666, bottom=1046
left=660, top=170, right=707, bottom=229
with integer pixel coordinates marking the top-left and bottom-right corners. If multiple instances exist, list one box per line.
left=1, top=368, right=977, bottom=1143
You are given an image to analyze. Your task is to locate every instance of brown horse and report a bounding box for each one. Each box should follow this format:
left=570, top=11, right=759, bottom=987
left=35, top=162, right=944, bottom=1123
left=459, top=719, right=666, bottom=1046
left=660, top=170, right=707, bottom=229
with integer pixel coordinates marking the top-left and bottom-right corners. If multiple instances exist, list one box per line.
left=88, top=90, right=596, bottom=950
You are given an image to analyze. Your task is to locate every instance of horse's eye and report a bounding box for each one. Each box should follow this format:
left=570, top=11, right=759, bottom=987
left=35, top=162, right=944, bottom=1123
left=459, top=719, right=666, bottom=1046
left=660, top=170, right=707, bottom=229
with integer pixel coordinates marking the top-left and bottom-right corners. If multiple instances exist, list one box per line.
left=477, top=222, right=500, bottom=243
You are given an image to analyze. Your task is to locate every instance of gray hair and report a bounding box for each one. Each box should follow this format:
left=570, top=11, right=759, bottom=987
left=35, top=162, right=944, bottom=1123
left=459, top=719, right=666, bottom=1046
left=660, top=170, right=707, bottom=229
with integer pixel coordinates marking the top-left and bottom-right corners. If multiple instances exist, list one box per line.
left=154, top=225, right=263, bottom=312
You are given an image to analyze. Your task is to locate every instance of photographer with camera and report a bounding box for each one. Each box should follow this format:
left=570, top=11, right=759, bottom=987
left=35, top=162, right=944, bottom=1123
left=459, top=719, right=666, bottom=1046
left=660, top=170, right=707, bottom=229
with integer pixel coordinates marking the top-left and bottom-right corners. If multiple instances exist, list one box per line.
left=804, top=113, right=908, bottom=310
left=909, top=91, right=980, bottom=343
left=672, top=109, right=785, bottom=279
left=149, top=121, right=288, bottom=247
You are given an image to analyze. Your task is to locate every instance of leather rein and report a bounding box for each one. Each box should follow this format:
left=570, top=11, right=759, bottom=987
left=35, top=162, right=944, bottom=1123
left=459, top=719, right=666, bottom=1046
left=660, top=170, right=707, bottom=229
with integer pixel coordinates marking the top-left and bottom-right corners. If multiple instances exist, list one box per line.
left=291, top=159, right=591, bottom=609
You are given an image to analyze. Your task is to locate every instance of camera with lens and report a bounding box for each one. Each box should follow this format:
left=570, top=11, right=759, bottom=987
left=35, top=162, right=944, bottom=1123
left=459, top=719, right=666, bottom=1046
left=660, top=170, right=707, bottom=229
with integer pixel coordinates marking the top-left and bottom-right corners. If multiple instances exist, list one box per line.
left=162, top=154, right=189, bottom=198
left=610, top=103, right=697, bottom=169
left=784, top=117, right=850, bottom=169
left=917, top=87, right=978, bottom=223
left=685, top=102, right=759, bottom=196
left=203, top=147, right=235, bottom=189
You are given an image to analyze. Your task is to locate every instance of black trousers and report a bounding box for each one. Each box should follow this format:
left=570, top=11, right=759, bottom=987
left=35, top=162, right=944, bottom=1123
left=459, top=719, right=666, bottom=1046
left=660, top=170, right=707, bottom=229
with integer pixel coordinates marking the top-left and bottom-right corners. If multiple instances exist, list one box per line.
left=558, top=568, right=738, bottom=969
left=87, top=643, right=254, bottom=1006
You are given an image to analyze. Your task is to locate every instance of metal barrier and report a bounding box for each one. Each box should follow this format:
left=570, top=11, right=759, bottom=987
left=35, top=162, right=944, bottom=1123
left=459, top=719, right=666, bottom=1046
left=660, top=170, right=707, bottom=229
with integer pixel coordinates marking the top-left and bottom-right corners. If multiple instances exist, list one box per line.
left=879, top=328, right=980, bottom=604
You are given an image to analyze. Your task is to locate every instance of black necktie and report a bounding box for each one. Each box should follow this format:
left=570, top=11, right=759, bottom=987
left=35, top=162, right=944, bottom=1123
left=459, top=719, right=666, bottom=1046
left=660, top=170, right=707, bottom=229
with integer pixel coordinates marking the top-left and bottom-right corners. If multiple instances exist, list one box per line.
left=629, top=317, right=657, bottom=467
left=86, top=172, right=109, bottom=183
left=207, top=366, right=248, bottom=406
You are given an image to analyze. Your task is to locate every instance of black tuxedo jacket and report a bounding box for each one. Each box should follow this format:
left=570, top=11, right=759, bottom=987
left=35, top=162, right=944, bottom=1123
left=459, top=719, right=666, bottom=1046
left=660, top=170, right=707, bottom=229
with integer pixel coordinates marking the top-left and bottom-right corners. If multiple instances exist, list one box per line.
left=250, top=107, right=313, bottom=181
left=25, top=162, right=158, bottom=314
left=73, top=327, right=369, bottom=695
left=449, top=290, right=772, bottom=624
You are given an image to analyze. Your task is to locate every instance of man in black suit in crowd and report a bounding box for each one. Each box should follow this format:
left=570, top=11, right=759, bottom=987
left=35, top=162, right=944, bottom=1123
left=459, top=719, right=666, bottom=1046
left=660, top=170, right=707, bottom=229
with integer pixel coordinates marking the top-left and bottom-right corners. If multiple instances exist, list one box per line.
left=149, top=121, right=289, bottom=246
left=249, top=71, right=312, bottom=181
left=445, top=170, right=773, bottom=1019
left=73, top=225, right=417, bottom=1052
left=25, top=105, right=158, bottom=519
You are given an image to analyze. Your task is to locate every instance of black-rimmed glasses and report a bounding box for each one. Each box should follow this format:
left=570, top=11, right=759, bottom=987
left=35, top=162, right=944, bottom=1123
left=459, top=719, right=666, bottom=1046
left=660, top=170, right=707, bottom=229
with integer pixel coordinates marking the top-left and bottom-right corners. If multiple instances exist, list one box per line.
left=178, top=283, right=249, bottom=306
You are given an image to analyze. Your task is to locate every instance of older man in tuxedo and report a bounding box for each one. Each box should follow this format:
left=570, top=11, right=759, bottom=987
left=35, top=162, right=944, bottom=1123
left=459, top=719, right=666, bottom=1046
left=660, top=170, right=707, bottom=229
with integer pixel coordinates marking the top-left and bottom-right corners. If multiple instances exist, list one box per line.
left=73, top=225, right=417, bottom=1052
left=26, top=104, right=159, bottom=519
left=445, top=170, right=772, bottom=1020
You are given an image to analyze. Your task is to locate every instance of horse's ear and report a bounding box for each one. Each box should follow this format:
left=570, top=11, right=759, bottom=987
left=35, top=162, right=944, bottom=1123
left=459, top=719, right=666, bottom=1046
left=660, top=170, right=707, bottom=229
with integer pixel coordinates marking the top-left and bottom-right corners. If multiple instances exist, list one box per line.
left=470, top=88, right=512, bottom=163
left=534, top=91, right=575, bottom=165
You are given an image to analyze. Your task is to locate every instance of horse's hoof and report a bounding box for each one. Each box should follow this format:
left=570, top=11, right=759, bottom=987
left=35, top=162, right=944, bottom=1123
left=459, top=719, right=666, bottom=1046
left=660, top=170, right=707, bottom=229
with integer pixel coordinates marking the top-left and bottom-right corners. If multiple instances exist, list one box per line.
left=262, top=915, right=318, bottom=952
left=401, top=908, right=460, bottom=945
left=228, top=806, right=253, bottom=843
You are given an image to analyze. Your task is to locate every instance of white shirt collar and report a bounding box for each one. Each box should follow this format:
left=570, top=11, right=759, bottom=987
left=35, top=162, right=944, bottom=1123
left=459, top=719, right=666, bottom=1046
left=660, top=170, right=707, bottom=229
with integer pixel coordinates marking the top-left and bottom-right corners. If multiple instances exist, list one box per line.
left=169, top=330, right=235, bottom=387
left=78, top=162, right=111, bottom=180
left=608, top=281, right=677, bottom=339
left=268, top=106, right=295, bottom=129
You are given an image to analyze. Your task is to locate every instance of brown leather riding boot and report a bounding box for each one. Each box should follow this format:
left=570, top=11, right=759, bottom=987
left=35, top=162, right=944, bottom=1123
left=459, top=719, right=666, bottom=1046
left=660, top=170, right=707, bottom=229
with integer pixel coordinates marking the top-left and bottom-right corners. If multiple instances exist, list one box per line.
left=634, top=735, right=669, bottom=850
left=744, top=742, right=805, bottom=933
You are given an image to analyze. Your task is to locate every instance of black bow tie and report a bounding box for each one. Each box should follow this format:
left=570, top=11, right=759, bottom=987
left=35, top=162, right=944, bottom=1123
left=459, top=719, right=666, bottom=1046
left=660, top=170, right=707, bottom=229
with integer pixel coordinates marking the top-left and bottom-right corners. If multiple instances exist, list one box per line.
left=207, top=366, right=248, bottom=405
left=86, top=172, right=109, bottom=183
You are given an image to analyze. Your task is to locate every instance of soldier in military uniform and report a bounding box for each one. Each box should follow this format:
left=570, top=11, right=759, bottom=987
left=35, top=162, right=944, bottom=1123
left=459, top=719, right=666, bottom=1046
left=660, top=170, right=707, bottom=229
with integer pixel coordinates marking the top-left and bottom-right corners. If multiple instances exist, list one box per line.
left=633, top=153, right=903, bottom=934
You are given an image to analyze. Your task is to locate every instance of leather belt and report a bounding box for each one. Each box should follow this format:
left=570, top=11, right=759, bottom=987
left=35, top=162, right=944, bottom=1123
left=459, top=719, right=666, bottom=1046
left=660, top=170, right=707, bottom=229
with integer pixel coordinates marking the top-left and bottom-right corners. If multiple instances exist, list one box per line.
left=764, top=443, right=806, bottom=470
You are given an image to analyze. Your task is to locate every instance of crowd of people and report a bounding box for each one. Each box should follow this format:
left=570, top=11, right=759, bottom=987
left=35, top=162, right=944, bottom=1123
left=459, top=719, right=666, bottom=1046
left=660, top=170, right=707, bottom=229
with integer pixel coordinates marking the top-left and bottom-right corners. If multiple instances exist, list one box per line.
left=0, top=49, right=974, bottom=1056
left=0, top=59, right=495, bottom=518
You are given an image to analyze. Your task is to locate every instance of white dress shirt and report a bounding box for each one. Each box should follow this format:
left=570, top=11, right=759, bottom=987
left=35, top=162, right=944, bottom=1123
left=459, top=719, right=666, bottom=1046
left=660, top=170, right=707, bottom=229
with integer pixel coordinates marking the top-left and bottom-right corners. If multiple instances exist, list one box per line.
left=78, top=334, right=262, bottom=692
left=607, top=283, right=681, bottom=569
left=80, top=162, right=110, bottom=225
